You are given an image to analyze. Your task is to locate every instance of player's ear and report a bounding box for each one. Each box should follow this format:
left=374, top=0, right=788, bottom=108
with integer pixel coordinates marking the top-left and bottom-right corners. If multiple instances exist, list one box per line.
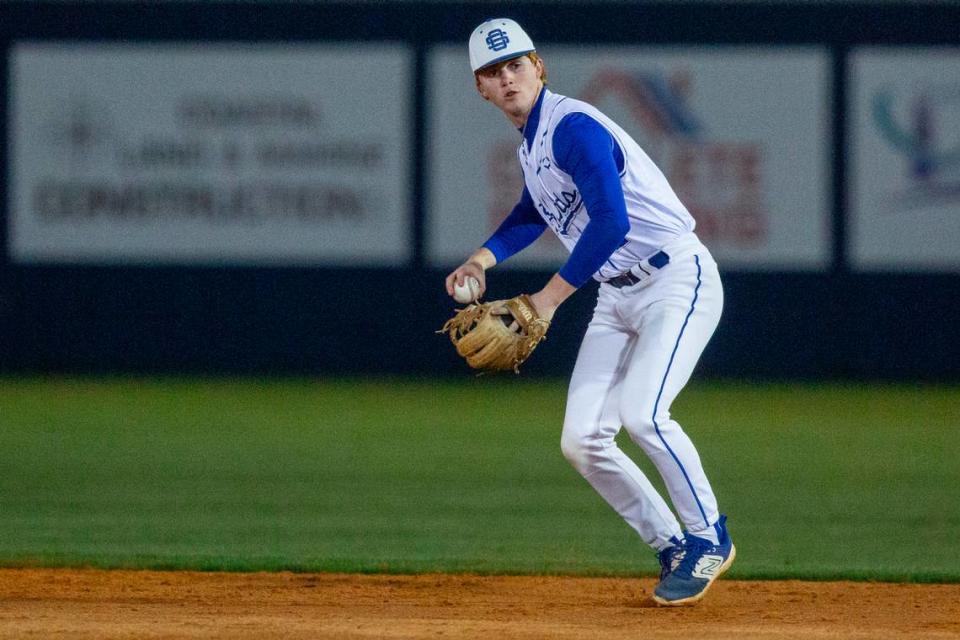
left=475, top=77, right=489, bottom=100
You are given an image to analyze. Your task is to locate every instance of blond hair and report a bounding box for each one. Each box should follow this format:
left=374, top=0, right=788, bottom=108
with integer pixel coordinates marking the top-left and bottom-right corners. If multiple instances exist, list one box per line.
left=474, top=52, right=547, bottom=88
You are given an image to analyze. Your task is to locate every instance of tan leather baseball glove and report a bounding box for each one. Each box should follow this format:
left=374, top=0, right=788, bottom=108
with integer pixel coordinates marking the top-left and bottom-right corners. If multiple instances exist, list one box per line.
left=439, top=294, right=550, bottom=373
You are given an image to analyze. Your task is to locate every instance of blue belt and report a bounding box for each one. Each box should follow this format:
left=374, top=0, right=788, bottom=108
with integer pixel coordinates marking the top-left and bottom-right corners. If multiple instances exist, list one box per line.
left=607, top=250, right=670, bottom=288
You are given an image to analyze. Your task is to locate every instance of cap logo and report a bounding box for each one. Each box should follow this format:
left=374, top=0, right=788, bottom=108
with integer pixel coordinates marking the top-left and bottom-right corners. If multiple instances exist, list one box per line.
left=485, top=28, right=510, bottom=52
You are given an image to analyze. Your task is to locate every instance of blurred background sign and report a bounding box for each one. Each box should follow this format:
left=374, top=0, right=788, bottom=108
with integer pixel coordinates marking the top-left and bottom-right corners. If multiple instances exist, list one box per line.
left=9, top=43, right=412, bottom=265
left=0, top=2, right=958, bottom=379
left=849, top=48, right=960, bottom=272
left=428, top=46, right=831, bottom=272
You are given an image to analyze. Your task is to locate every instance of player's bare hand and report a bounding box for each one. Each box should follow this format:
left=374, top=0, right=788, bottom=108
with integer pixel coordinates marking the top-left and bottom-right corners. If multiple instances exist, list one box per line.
left=445, top=261, right=487, bottom=299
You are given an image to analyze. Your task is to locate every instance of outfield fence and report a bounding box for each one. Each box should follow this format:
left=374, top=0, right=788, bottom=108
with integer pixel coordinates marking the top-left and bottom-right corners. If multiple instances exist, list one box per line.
left=1, top=1, right=958, bottom=379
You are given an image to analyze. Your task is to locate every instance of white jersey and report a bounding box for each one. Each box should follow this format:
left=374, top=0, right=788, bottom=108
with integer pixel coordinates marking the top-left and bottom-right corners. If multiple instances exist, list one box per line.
left=518, top=89, right=695, bottom=281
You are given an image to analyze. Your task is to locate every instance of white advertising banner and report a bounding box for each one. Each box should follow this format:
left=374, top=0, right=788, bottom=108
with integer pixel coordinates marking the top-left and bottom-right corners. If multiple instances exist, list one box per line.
left=9, top=43, right=411, bottom=265
left=850, top=48, right=960, bottom=272
left=428, top=46, right=831, bottom=271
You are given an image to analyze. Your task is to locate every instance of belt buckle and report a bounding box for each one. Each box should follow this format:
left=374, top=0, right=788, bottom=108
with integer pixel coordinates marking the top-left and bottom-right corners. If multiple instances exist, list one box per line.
left=608, top=271, right=640, bottom=289
left=608, top=251, right=670, bottom=289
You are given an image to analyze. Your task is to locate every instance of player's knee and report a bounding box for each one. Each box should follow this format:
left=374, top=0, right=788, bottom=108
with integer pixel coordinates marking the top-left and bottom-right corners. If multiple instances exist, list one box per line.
left=560, top=431, right=602, bottom=475
left=619, top=403, right=656, bottom=438
left=619, top=405, right=671, bottom=451
left=560, top=432, right=587, bottom=470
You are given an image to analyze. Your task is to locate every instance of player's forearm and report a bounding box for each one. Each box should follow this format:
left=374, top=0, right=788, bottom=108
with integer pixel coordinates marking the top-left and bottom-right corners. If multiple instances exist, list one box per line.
left=530, top=273, right=576, bottom=321
left=540, top=273, right=577, bottom=304
left=467, top=247, right=498, bottom=270
left=481, top=188, right=548, bottom=265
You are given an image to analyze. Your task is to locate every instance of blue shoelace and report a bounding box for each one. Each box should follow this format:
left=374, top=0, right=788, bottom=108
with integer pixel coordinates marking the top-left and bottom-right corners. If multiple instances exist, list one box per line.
left=671, top=536, right=713, bottom=579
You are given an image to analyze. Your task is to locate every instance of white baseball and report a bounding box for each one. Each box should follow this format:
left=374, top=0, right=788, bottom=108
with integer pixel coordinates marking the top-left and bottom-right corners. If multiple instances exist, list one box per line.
left=453, top=276, right=481, bottom=304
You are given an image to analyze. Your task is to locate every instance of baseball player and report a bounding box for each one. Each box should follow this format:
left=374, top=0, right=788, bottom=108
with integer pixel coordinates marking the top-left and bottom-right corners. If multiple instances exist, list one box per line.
left=444, top=18, right=735, bottom=605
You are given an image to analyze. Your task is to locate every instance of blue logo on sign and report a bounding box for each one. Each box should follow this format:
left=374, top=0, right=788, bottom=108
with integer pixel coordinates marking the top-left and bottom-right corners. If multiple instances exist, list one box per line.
left=871, top=85, right=960, bottom=205
left=485, top=29, right=510, bottom=52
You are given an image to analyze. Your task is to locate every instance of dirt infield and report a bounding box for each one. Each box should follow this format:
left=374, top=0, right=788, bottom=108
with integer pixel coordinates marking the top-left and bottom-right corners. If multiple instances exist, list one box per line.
left=1, top=569, right=959, bottom=639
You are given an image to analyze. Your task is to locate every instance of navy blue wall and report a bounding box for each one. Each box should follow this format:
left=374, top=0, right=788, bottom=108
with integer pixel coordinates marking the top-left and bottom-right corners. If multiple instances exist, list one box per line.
left=1, top=1, right=959, bottom=380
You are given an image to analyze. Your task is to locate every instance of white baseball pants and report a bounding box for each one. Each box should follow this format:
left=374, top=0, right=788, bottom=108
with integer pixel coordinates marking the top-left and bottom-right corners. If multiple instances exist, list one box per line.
left=561, top=232, right=723, bottom=550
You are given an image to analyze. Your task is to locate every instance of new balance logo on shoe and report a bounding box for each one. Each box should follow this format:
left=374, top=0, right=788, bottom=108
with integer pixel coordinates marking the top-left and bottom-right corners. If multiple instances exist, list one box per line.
left=691, top=554, right=723, bottom=579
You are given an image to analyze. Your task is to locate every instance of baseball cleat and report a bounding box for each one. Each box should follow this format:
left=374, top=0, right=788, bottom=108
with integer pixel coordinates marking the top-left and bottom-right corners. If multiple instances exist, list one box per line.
left=652, top=515, right=735, bottom=606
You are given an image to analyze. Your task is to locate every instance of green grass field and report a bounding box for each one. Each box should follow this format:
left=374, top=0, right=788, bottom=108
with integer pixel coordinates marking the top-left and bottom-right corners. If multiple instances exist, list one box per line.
left=0, top=378, right=957, bottom=582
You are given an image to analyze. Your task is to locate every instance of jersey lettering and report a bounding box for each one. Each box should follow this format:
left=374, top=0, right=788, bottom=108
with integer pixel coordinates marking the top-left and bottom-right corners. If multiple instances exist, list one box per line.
left=535, top=189, right=583, bottom=237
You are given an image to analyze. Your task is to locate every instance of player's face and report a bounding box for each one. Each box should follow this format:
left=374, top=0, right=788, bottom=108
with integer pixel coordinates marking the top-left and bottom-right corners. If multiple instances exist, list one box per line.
left=476, top=55, right=545, bottom=127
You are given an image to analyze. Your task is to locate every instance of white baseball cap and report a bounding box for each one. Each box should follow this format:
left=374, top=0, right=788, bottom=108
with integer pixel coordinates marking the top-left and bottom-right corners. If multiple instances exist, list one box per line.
left=468, top=18, right=536, bottom=73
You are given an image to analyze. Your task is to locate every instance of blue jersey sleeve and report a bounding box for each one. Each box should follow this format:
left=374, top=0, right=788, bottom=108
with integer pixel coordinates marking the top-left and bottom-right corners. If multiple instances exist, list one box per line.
left=481, top=186, right=548, bottom=264
left=552, top=113, right=630, bottom=288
